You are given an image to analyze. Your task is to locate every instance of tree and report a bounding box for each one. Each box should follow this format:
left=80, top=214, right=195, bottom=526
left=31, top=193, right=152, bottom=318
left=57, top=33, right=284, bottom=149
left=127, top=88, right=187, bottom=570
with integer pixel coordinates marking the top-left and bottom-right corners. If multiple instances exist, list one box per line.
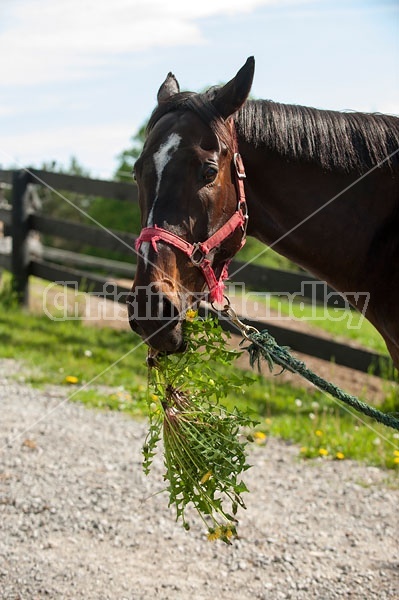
left=39, top=156, right=91, bottom=225
left=41, top=156, right=91, bottom=177
left=114, top=122, right=147, bottom=182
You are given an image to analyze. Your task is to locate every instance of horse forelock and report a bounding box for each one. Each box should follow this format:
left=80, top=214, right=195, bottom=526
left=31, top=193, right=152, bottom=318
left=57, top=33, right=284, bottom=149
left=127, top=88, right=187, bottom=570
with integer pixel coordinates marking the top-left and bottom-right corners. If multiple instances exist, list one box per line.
left=146, top=90, right=233, bottom=151
left=236, top=100, right=399, bottom=172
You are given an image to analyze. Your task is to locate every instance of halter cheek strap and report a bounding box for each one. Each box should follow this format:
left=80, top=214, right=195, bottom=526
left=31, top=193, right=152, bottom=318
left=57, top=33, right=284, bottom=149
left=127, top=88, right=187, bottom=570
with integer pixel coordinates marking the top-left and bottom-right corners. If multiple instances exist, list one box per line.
left=135, top=148, right=248, bottom=304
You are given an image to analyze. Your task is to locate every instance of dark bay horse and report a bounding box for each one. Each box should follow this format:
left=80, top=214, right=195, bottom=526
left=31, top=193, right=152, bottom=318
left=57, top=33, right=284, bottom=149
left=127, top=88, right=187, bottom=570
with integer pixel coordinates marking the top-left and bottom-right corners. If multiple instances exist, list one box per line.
left=128, top=57, right=399, bottom=368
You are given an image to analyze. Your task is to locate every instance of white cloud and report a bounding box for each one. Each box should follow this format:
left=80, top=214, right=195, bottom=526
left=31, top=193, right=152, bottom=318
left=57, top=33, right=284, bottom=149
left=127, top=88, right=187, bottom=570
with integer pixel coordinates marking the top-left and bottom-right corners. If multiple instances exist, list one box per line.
left=0, top=0, right=288, bottom=86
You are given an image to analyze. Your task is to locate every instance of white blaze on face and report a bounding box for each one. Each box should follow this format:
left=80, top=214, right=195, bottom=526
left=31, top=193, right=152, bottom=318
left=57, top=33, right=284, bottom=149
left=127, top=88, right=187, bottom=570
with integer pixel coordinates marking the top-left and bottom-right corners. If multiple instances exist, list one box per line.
left=141, top=132, right=182, bottom=268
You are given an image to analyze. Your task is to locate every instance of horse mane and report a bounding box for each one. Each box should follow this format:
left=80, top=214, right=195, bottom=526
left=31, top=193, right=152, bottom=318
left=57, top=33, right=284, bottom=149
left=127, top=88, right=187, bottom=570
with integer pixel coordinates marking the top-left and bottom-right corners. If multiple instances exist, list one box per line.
left=236, top=99, right=399, bottom=172
left=147, top=89, right=399, bottom=173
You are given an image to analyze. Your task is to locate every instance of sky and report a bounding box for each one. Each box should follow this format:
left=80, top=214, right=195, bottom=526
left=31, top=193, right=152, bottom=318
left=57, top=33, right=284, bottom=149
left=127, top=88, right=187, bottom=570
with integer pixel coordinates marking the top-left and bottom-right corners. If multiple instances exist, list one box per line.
left=0, top=0, right=398, bottom=179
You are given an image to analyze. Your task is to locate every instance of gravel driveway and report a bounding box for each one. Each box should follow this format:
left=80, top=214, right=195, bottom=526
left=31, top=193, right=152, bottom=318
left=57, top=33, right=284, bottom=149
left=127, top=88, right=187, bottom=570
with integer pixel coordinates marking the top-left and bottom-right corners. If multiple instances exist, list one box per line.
left=0, top=358, right=398, bottom=599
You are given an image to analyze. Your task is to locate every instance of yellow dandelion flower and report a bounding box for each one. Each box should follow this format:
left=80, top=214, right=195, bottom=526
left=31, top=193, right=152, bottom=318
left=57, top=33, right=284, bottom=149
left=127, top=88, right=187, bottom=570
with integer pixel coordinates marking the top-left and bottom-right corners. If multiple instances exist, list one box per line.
left=207, top=528, right=221, bottom=541
left=393, top=450, right=399, bottom=457
left=319, top=448, right=328, bottom=456
left=253, top=431, right=267, bottom=441
left=151, top=394, right=159, bottom=401
left=65, top=375, right=78, bottom=384
left=264, top=418, right=272, bottom=425
left=315, top=429, right=323, bottom=437
left=200, top=470, right=212, bottom=484
left=300, top=446, right=307, bottom=453
left=394, top=457, right=399, bottom=465
left=336, top=452, right=345, bottom=460
left=185, top=309, right=197, bottom=321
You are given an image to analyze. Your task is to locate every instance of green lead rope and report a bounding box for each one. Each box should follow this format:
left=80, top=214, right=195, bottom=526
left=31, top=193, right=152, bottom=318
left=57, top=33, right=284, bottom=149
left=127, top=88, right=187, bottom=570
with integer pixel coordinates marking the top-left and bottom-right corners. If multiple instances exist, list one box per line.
left=244, top=329, right=399, bottom=431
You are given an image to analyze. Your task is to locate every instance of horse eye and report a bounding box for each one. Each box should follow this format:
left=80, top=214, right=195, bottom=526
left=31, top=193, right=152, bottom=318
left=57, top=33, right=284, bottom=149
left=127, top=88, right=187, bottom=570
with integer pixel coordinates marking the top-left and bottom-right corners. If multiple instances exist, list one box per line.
left=202, top=165, right=218, bottom=184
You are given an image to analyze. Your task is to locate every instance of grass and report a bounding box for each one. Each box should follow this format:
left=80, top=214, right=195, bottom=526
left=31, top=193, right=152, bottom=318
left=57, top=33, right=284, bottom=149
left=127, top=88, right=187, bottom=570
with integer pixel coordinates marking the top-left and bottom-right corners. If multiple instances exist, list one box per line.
left=236, top=236, right=300, bottom=271
left=220, top=374, right=399, bottom=470
left=268, top=295, right=388, bottom=354
left=0, top=298, right=148, bottom=392
left=0, top=277, right=398, bottom=471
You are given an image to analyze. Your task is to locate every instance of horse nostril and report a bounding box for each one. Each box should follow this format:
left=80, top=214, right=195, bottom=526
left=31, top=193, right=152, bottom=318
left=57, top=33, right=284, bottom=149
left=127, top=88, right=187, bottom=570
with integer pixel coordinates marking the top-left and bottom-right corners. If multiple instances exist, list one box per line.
left=158, top=294, right=180, bottom=323
left=127, top=285, right=183, bottom=352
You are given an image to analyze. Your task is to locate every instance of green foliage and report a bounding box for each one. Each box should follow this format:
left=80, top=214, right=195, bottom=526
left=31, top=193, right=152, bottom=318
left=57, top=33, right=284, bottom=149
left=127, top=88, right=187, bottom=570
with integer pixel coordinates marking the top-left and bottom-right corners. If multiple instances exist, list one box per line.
left=41, top=157, right=91, bottom=177
left=38, top=155, right=139, bottom=262
left=379, top=385, right=399, bottom=414
left=143, top=314, right=258, bottom=542
left=80, top=198, right=140, bottom=263
left=38, top=157, right=96, bottom=253
left=237, top=237, right=300, bottom=271
left=0, top=271, right=19, bottom=309
left=114, top=122, right=147, bottom=182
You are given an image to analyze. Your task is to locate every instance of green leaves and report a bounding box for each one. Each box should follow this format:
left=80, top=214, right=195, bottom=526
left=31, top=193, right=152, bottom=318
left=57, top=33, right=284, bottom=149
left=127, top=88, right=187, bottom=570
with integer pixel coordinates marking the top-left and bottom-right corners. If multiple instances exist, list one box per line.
left=142, top=314, right=258, bottom=542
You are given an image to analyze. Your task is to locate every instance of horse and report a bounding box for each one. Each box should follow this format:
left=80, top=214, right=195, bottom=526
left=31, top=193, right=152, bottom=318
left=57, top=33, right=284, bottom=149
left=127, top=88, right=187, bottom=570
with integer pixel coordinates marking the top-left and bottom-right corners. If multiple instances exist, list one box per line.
left=127, top=57, right=399, bottom=369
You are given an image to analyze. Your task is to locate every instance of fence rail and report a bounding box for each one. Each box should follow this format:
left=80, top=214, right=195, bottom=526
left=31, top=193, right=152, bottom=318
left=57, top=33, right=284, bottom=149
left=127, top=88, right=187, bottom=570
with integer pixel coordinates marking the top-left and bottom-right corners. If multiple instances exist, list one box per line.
left=0, top=168, right=391, bottom=377
left=0, top=168, right=137, bottom=202
left=42, top=246, right=135, bottom=278
left=31, top=214, right=138, bottom=256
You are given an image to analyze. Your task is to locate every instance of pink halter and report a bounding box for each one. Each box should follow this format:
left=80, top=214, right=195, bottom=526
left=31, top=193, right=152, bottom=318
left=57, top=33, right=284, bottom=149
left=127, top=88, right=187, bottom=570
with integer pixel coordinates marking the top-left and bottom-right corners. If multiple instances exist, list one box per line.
left=135, top=140, right=248, bottom=304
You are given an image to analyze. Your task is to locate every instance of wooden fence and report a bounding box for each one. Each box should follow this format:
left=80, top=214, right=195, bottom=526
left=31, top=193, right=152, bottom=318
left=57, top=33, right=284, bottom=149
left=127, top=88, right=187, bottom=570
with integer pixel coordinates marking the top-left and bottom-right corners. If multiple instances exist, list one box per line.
left=0, top=168, right=392, bottom=377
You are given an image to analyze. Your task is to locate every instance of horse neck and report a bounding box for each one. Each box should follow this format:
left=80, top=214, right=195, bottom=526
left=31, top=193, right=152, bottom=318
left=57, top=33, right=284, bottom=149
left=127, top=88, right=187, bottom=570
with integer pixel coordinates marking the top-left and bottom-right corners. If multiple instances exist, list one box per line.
left=239, top=140, right=393, bottom=293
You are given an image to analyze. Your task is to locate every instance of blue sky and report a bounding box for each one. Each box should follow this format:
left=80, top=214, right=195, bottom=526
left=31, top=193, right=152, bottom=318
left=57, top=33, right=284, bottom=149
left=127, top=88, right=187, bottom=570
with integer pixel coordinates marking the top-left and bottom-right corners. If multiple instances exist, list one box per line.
left=0, top=0, right=397, bottom=178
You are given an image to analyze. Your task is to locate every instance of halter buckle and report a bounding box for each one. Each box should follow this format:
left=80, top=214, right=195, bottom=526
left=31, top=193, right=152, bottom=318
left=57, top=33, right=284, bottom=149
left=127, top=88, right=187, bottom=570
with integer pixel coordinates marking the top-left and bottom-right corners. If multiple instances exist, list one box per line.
left=233, top=153, right=246, bottom=179
left=190, top=243, right=206, bottom=266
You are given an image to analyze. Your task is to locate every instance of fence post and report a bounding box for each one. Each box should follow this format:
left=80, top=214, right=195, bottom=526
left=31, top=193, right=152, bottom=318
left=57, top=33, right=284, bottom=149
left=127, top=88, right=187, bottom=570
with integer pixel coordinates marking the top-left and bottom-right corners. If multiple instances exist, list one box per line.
left=11, top=170, right=30, bottom=305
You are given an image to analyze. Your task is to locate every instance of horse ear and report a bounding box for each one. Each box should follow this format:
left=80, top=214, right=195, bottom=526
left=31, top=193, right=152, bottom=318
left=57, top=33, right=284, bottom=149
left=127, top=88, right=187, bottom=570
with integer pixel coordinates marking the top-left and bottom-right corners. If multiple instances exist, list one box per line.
left=157, top=72, right=180, bottom=103
left=212, top=57, right=255, bottom=120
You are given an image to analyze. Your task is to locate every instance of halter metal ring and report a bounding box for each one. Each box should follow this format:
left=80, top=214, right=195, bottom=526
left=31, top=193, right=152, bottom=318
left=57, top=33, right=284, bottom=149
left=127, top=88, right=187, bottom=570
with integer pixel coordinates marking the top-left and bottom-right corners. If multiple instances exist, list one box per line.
left=190, top=243, right=206, bottom=266
left=211, top=294, right=231, bottom=312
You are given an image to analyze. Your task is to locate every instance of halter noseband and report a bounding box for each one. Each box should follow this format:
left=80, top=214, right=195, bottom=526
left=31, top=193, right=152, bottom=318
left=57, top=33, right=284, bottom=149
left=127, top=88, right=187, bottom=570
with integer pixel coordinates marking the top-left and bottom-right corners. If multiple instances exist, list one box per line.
left=135, top=135, right=248, bottom=304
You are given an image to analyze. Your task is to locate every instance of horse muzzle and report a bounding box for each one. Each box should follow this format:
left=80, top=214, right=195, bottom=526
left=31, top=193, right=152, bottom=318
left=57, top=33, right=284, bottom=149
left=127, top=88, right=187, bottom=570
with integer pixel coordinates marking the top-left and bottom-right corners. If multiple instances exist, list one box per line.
left=127, top=283, right=186, bottom=353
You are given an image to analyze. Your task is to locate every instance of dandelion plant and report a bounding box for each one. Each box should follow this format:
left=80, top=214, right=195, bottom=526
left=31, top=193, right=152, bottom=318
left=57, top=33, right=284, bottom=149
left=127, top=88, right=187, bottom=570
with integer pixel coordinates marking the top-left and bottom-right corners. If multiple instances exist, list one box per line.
left=142, top=312, right=257, bottom=543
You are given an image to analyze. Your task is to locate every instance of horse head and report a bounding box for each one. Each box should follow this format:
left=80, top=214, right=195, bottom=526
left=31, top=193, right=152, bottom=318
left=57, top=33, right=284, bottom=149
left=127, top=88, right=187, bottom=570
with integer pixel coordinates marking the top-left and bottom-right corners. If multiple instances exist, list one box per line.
left=127, top=57, right=255, bottom=352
